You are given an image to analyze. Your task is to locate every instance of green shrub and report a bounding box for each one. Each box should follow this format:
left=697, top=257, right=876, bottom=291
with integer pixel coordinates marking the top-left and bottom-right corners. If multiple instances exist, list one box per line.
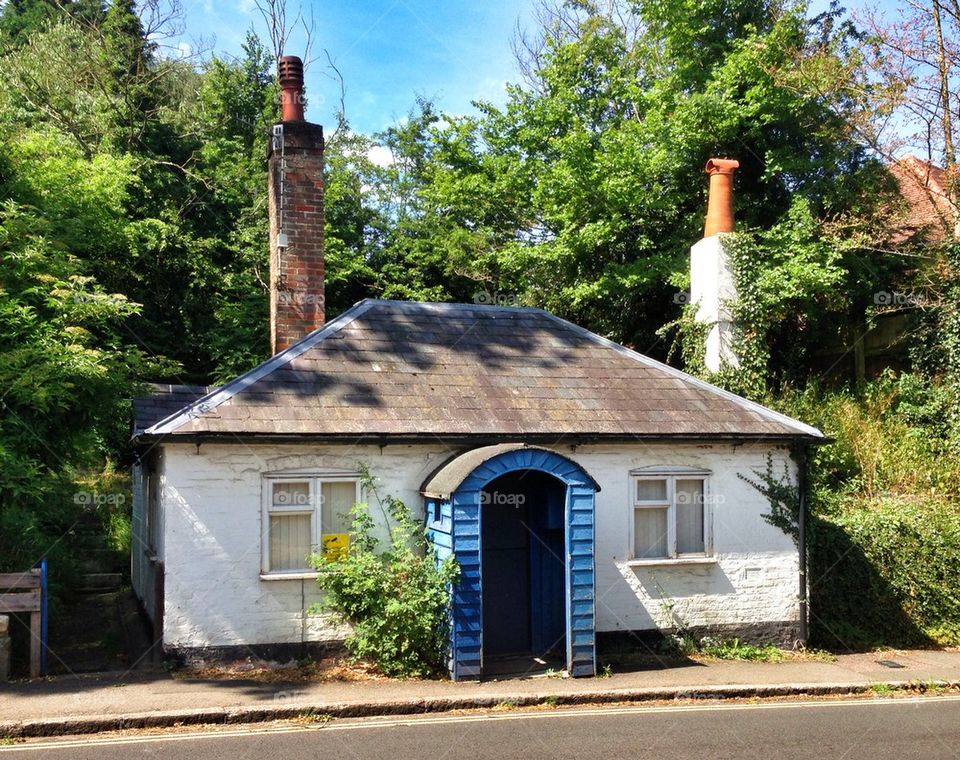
left=312, top=474, right=459, bottom=678
left=755, top=375, right=960, bottom=649
left=811, top=496, right=960, bottom=648
left=774, top=373, right=960, bottom=503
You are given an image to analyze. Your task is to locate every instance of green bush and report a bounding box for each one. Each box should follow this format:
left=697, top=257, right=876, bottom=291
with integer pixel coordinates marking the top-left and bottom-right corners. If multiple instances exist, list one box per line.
left=774, top=373, right=960, bottom=503
left=811, top=496, right=960, bottom=648
left=754, top=375, right=960, bottom=648
left=312, top=476, right=459, bottom=678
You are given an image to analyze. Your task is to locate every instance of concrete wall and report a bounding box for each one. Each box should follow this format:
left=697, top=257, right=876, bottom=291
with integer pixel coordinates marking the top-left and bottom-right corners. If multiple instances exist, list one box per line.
left=158, top=440, right=800, bottom=651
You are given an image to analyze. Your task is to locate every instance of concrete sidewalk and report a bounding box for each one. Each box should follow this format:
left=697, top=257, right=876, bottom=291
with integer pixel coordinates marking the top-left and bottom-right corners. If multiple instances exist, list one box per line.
left=1, top=649, right=959, bottom=738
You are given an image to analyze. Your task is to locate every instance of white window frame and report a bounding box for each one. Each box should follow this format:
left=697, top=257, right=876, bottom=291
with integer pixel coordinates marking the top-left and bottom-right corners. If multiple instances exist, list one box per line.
left=628, top=469, right=714, bottom=565
left=261, top=471, right=361, bottom=579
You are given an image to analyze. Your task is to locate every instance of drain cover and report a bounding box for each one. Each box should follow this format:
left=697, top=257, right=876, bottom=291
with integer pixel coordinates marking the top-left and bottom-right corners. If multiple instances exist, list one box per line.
left=876, top=659, right=905, bottom=668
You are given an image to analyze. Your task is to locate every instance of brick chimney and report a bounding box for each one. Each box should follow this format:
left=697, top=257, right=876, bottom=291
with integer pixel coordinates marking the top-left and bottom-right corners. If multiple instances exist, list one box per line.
left=268, top=55, right=325, bottom=355
left=690, top=158, right=740, bottom=373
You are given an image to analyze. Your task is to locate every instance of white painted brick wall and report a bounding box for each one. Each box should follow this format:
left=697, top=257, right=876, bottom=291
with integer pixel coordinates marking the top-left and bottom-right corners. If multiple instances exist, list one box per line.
left=159, top=441, right=799, bottom=649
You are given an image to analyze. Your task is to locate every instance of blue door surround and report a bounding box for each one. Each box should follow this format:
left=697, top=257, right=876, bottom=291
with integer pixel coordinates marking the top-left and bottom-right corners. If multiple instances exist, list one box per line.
left=424, top=446, right=598, bottom=681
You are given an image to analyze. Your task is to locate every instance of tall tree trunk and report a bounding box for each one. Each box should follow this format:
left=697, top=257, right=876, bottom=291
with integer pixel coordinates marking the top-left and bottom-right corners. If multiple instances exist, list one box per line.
left=932, top=0, right=960, bottom=234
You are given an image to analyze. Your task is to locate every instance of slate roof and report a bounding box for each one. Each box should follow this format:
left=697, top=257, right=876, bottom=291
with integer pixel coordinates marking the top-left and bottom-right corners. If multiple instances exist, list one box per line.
left=135, top=300, right=824, bottom=442
left=133, top=384, right=216, bottom=437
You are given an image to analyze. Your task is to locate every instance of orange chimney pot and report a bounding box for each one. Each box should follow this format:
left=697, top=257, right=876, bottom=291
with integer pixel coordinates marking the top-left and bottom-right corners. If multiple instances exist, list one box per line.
left=703, top=158, right=739, bottom=237
left=278, top=55, right=305, bottom=122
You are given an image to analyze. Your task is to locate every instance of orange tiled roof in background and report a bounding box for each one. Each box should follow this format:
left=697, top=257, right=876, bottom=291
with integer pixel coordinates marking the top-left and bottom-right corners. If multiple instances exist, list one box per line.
left=888, top=155, right=956, bottom=243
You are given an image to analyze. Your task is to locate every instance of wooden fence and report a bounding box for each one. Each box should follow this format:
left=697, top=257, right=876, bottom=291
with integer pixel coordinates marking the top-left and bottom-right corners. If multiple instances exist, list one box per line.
left=0, top=567, right=47, bottom=678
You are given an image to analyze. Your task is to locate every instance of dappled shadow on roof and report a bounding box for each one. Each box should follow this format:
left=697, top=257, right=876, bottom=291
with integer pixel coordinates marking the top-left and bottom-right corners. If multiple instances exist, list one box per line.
left=160, top=300, right=809, bottom=439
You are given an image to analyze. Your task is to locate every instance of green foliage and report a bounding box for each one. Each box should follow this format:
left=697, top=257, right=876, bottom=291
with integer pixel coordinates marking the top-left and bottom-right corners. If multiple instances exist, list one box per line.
left=775, top=373, right=960, bottom=502
left=312, top=469, right=459, bottom=678
left=911, top=242, right=960, bottom=452
left=770, top=376, right=960, bottom=648
left=812, top=497, right=960, bottom=647
left=660, top=633, right=786, bottom=661
left=0, top=0, right=103, bottom=48
left=697, top=637, right=787, bottom=662
left=0, top=200, right=165, bottom=577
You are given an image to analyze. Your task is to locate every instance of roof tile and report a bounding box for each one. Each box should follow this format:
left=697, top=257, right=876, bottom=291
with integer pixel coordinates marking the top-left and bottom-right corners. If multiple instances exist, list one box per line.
left=137, top=300, right=822, bottom=440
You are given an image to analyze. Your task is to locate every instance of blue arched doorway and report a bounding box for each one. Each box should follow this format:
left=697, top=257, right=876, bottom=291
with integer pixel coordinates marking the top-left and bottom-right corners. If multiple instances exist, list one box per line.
left=422, top=445, right=598, bottom=681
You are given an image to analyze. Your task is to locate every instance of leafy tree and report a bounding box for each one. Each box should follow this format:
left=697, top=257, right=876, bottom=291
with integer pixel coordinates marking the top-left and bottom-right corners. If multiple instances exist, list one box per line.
left=0, top=0, right=103, bottom=47
left=0, top=200, right=169, bottom=574
left=337, top=0, right=890, bottom=384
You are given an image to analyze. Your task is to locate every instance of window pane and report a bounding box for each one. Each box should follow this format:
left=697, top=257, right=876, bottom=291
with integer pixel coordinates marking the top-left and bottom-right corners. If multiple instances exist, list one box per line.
left=676, top=479, right=705, bottom=554
left=269, top=512, right=312, bottom=571
left=634, top=507, right=668, bottom=558
left=321, top=481, right=356, bottom=534
left=636, top=478, right=668, bottom=502
left=272, top=481, right=311, bottom=507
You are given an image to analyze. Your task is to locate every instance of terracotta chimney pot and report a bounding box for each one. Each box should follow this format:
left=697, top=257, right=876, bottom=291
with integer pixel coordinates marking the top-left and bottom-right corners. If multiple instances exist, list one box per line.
left=278, top=55, right=305, bottom=122
left=703, top=158, right=739, bottom=237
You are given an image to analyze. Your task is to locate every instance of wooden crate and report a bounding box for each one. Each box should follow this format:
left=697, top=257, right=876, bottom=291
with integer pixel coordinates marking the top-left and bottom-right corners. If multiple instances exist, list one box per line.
left=0, top=570, right=44, bottom=678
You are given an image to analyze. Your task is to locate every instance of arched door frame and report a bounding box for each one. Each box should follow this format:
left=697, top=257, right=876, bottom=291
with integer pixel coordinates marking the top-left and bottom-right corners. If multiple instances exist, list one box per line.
left=441, top=446, right=598, bottom=680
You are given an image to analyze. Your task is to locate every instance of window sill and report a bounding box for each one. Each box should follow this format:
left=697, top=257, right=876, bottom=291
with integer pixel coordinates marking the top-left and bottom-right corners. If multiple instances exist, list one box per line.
left=259, top=572, right=319, bottom=581
left=626, top=556, right=717, bottom=568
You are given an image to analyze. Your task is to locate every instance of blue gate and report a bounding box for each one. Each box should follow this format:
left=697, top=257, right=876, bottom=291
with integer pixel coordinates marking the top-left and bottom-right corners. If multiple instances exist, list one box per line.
left=423, top=446, right=598, bottom=681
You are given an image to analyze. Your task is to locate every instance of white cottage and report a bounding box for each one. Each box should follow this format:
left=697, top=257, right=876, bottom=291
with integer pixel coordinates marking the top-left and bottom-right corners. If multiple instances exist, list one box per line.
left=130, top=56, right=824, bottom=680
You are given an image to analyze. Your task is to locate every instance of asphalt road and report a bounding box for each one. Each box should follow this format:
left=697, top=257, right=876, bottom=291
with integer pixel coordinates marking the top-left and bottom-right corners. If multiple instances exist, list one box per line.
left=4, top=696, right=960, bottom=759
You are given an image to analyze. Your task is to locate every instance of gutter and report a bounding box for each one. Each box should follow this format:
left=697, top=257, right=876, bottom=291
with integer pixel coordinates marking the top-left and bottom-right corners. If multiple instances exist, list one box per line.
left=132, top=432, right=832, bottom=448
left=795, top=443, right=809, bottom=644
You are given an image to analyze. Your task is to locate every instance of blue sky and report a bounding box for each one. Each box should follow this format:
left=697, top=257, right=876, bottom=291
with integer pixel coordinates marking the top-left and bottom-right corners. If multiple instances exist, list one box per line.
left=177, top=0, right=535, bottom=135
left=173, top=0, right=910, bottom=137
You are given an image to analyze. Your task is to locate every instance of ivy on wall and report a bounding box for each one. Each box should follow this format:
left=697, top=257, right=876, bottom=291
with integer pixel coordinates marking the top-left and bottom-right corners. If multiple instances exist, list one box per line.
left=669, top=198, right=847, bottom=399
left=738, top=453, right=800, bottom=546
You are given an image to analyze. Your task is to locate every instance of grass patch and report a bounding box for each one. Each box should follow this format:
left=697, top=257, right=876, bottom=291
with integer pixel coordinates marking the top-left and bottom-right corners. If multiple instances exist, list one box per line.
left=294, top=710, right=332, bottom=724
left=697, top=638, right=787, bottom=662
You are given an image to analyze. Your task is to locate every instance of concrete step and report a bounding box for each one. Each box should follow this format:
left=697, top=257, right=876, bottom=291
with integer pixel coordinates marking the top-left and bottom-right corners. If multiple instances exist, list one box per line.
left=79, top=573, right=123, bottom=592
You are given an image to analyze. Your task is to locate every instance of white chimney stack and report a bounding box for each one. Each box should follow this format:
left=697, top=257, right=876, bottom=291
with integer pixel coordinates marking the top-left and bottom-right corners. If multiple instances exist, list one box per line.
left=690, top=158, right=739, bottom=373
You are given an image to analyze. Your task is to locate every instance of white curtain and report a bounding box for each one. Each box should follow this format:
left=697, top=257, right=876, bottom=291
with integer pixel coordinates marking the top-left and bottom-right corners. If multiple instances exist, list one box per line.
left=321, top=481, right=356, bottom=534
left=636, top=478, right=667, bottom=502
left=675, top=479, right=705, bottom=554
left=269, top=512, right=312, bottom=571
left=634, top=507, right=668, bottom=558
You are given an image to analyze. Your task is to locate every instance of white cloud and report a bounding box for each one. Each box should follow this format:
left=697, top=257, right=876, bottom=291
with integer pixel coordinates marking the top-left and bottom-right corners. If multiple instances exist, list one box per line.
left=366, top=145, right=394, bottom=168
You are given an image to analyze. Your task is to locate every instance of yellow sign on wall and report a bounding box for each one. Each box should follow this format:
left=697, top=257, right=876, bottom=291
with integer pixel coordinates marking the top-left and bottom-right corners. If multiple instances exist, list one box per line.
left=322, top=533, right=350, bottom=561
